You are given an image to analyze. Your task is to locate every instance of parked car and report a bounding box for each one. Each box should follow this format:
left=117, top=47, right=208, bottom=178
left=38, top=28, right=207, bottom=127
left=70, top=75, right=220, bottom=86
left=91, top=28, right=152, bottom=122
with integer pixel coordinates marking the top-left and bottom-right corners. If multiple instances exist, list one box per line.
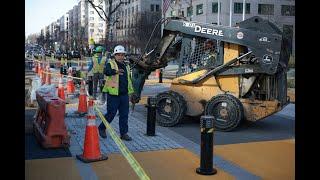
left=72, top=50, right=81, bottom=59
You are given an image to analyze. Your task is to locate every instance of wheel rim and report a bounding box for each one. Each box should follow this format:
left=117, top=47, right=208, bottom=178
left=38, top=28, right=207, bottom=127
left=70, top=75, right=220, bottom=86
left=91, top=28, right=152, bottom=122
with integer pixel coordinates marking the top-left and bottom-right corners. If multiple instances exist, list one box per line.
left=157, top=97, right=178, bottom=123
left=208, top=101, right=237, bottom=129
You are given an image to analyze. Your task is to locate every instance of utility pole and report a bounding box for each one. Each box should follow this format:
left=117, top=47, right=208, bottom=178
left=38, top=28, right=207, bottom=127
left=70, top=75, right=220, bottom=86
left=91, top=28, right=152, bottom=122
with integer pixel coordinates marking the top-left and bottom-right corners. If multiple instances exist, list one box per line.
left=217, top=0, right=220, bottom=25
left=242, top=0, right=245, bottom=21
left=229, top=0, right=232, bottom=27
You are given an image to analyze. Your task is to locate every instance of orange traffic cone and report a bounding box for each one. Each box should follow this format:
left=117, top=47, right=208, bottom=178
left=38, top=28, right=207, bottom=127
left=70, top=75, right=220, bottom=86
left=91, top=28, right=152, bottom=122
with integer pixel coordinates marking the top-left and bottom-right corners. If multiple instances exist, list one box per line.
left=41, top=65, right=47, bottom=85
left=39, top=67, right=44, bottom=85
left=76, top=80, right=87, bottom=116
left=76, top=100, right=108, bottom=163
left=66, top=71, right=75, bottom=94
left=38, top=62, right=42, bottom=76
left=45, top=66, right=51, bottom=85
left=156, top=69, right=160, bottom=77
left=34, top=62, right=38, bottom=73
left=57, top=74, right=65, bottom=100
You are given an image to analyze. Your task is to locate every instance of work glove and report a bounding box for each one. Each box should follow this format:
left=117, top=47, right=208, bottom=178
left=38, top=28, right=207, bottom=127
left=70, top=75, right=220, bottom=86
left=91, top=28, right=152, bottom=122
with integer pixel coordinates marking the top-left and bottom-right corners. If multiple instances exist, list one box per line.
left=130, top=93, right=140, bottom=104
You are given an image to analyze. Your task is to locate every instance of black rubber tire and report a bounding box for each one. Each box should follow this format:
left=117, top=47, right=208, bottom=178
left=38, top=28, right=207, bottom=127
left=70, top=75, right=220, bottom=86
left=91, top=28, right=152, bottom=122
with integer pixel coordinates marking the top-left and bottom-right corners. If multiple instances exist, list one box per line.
left=205, top=94, right=244, bottom=132
left=155, top=91, right=187, bottom=127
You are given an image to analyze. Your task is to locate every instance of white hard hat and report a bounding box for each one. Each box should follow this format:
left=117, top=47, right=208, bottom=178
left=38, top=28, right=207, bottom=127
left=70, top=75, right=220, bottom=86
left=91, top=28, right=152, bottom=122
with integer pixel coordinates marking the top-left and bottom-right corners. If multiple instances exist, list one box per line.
left=113, top=45, right=126, bottom=55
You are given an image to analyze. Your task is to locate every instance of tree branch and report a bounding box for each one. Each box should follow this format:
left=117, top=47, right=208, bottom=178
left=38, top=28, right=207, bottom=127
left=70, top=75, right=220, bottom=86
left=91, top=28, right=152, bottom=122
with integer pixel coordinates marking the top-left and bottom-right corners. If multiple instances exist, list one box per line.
left=87, top=0, right=107, bottom=21
left=109, top=0, right=124, bottom=15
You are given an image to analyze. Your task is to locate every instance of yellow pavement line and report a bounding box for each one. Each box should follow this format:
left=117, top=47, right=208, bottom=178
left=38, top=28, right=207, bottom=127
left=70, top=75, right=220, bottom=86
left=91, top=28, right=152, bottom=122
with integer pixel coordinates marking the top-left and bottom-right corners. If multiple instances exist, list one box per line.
left=214, top=139, right=295, bottom=179
left=94, top=106, right=150, bottom=180
left=25, top=157, right=82, bottom=180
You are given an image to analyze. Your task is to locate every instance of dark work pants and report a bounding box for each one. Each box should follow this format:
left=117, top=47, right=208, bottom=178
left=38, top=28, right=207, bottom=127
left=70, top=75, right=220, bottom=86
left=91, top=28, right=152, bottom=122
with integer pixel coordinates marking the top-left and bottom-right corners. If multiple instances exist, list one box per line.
left=93, top=73, right=104, bottom=98
left=99, top=93, right=129, bottom=136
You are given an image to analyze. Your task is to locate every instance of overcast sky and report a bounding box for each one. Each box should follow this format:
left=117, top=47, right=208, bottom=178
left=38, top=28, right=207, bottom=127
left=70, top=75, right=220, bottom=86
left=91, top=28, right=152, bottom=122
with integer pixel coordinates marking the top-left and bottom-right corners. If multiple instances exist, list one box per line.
left=25, top=0, right=79, bottom=37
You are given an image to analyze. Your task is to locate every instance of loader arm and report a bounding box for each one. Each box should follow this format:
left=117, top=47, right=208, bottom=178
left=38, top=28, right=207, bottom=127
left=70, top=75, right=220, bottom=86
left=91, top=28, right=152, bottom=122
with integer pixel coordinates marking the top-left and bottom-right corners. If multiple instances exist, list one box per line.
left=129, top=32, right=180, bottom=103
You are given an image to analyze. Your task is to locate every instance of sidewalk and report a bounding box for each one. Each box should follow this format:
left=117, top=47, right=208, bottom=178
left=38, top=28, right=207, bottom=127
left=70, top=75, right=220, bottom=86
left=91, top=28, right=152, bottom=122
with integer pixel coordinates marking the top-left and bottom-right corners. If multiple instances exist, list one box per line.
left=26, top=101, right=294, bottom=179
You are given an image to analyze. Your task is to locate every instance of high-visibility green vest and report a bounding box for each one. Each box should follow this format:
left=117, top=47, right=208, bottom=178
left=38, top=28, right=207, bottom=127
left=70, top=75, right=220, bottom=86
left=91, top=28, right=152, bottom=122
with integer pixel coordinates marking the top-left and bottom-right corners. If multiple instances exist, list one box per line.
left=92, top=55, right=107, bottom=73
left=102, top=59, right=134, bottom=95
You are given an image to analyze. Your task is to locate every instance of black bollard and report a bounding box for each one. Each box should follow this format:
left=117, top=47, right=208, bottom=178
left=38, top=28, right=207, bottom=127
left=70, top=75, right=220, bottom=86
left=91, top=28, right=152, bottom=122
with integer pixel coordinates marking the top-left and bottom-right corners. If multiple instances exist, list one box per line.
left=196, top=115, right=217, bottom=175
left=159, top=69, right=163, bottom=83
left=146, top=96, right=157, bottom=136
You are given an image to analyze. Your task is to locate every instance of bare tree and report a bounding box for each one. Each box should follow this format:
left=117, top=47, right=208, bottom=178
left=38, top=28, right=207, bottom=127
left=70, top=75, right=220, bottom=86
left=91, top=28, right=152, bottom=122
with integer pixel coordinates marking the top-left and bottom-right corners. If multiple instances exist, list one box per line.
left=86, top=0, right=129, bottom=47
left=127, top=11, right=161, bottom=54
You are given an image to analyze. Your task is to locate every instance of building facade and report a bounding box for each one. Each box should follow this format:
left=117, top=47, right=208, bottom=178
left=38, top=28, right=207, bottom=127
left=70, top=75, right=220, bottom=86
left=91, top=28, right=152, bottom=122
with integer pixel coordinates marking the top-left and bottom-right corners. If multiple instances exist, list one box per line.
left=106, top=0, right=162, bottom=53
left=164, top=0, right=295, bottom=55
left=87, top=0, right=107, bottom=45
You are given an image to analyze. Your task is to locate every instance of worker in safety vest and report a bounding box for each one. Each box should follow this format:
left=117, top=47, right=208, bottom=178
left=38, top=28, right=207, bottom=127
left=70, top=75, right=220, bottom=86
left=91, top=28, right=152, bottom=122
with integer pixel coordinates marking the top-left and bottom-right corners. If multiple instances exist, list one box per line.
left=60, top=56, right=65, bottom=75
left=98, top=45, right=134, bottom=141
left=87, top=46, right=107, bottom=100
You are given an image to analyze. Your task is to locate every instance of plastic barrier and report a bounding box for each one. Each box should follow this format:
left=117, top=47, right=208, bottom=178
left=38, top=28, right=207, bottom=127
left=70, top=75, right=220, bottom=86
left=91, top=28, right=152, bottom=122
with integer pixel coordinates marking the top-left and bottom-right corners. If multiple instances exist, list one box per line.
left=33, top=91, right=70, bottom=148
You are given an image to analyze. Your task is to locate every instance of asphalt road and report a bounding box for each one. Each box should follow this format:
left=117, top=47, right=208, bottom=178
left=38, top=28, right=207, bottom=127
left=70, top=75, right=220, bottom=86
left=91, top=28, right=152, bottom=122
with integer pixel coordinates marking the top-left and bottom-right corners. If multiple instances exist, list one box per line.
left=136, top=83, right=295, bottom=146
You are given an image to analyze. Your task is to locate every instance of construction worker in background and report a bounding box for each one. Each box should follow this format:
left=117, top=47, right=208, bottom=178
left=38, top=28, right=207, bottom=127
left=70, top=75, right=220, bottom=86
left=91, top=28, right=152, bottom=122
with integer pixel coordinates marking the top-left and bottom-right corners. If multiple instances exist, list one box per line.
left=98, top=45, right=134, bottom=141
left=87, top=46, right=107, bottom=101
left=60, top=56, right=65, bottom=75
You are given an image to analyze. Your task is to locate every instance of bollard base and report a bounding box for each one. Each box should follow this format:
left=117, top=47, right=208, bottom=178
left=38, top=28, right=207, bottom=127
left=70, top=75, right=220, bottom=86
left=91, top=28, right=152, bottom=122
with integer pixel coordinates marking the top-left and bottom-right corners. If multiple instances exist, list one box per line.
left=74, top=111, right=87, bottom=117
left=196, top=167, right=217, bottom=175
left=144, top=133, right=157, bottom=137
left=76, top=154, right=108, bottom=163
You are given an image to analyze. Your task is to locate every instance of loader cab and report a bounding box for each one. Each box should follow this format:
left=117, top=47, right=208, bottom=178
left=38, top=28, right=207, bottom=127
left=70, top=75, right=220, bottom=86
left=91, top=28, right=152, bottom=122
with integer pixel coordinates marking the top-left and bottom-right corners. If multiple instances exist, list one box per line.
left=176, top=37, right=221, bottom=76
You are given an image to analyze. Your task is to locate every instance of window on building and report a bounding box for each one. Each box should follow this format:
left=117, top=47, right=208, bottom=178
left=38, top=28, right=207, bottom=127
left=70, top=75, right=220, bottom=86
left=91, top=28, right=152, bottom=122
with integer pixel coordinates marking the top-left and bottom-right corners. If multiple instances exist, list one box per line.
left=156, top=4, right=160, bottom=12
left=136, top=5, right=138, bottom=12
left=132, top=7, right=134, bottom=14
left=90, top=23, right=94, bottom=27
left=187, top=6, right=193, bottom=17
left=234, top=3, right=250, bottom=14
left=90, top=17, right=94, bottom=21
left=99, top=23, right=103, bottom=27
left=83, top=15, right=86, bottom=18
left=171, top=10, right=177, bottom=16
left=281, top=5, right=295, bottom=16
left=212, top=2, right=221, bottom=13
left=258, top=4, right=274, bottom=15
left=90, top=29, right=94, bottom=33
left=196, top=4, right=203, bottom=15
left=98, top=28, right=103, bottom=33
left=90, top=11, right=94, bottom=14
left=151, top=4, right=155, bottom=12
left=179, top=10, right=184, bottom=17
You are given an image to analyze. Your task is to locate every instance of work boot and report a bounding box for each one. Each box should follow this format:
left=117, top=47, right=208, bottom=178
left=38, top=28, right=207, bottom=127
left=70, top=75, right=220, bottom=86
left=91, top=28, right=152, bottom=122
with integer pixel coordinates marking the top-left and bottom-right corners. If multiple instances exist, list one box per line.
left=98, top=127, right=107, bottom=139
left=120, top=134, right=132, bottom=141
